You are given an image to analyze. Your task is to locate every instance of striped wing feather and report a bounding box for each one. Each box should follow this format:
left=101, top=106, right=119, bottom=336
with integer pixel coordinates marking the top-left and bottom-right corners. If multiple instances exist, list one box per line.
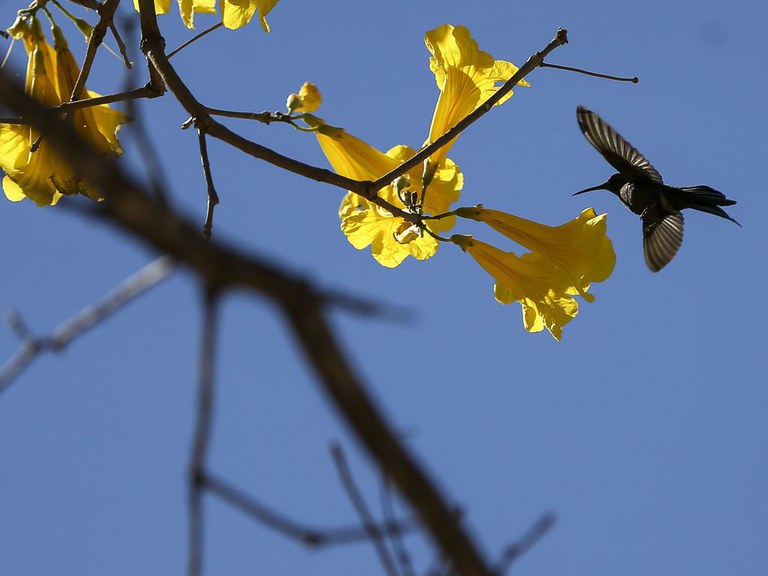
left=643, top=211, right=684, bottom=272
left=577, top=106, right=663, bottom=184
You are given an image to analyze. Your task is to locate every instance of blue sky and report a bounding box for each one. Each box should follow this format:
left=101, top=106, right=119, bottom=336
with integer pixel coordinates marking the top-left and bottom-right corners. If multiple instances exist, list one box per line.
left=1, top=0, right=766, bottom=574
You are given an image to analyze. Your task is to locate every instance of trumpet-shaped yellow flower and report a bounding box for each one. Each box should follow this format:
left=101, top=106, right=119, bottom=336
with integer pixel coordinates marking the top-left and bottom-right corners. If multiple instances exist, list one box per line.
left=132, top=0, right=216, bottom=30
left=286, top=82, right=322, bottom=114
left=311, top=120, right=462, bottom=267
left=0, top=18, right=126, bottom=206
left=298, top=25, right=527, bottom=267
left=424, top=24, right=529, bottom=168
left=455, top=207, right=615, bottom=302
left=221, top=0, right=280, bottom=31
left=452, top=235, right=582, bottom=340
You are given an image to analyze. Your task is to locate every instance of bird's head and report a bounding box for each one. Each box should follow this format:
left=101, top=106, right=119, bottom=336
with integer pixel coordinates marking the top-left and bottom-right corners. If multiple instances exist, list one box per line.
left=573, top=173, right=625, bottom=197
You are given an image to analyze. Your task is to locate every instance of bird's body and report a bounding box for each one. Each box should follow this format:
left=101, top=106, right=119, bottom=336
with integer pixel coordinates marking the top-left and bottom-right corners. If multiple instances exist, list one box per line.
left=575, top=106, right=738, bottom=272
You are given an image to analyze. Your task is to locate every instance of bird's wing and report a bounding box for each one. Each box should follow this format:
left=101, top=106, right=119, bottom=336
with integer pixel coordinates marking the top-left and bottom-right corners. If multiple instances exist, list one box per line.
left=642, top=209, right=684, bottom=272
left=577, top=106, right=663, bottom=184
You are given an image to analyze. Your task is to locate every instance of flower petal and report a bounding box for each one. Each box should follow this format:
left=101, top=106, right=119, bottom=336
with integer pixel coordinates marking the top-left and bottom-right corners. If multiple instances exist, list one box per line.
left=424, top=24, right=529, bottom=165
left=453, top=235, right=583, bottom=340
left=456, top=207, right=616, bottom=302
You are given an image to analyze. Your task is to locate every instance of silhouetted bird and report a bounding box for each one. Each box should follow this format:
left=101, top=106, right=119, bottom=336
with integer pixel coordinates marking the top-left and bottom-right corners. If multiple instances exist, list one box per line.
left=575, top=105, right=739, bottom=272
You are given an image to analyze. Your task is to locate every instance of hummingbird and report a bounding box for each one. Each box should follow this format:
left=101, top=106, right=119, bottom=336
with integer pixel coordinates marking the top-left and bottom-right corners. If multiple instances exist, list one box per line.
left=574, top=105, right=739, bottom=272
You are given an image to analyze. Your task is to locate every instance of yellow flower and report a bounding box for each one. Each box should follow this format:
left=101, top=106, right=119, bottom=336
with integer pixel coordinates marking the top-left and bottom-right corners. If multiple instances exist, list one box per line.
left=132, top=0, right=216, bottom=30
left=298, top=25, right=527, bottom=266
left=455, top=207, right=615, bottom=302
left=0, top=19, right=126, bottom=206
left=424, top=24, right=529, bottom=169
left=311, top=120, right=462, bottom=267
left=452, top=235, right=582, bottom=340
left=221, top=0, right=280, bottom=31
left=286, top=82, right=322, bottom=114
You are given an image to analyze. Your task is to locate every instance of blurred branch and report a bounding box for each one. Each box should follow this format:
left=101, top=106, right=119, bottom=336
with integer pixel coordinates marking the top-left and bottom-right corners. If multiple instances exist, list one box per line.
left=331, top=442, right=399, bottom=576
left=0, top=66, right=494, bottom=576
left=0, top=255, right=175, bottom=395
left=494, top=513, right=556, bottom=574
left=203, top=472, right=418, bottom=547
left=188, top=289, right=220, bottom=576
left=381, top=476, right=415, bottom=576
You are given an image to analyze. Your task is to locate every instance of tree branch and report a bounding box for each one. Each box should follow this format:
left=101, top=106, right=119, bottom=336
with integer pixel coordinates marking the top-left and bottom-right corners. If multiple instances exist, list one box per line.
left=202, top=472, right=417, bottom=548
left=188, top=289, right=220, bottom=576
left=0, top=66, right=495, bottom=576
left=371, top=28, right=569, bottom=191
left=0, top=256, right=174, bottom=395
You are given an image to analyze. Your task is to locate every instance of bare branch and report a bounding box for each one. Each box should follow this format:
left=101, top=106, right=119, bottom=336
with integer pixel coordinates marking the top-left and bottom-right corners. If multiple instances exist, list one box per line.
left=167, top=22, right=223, bottom=59
left=202, top=472, right=418, bottom=547
left=108, top=21, right=133, bottom=69
left=371, top=28, right=570, bottom=192
left=540, top=61, right=638, bottom=83
left=197, top=128, right=219, bottom=240
left=188, top=289, right=221, bottom=576
left=69, top=0, right=123, bottom=102
left=381, top=477, right=415, bottom=576
left=0, top=256, right=175, bottom=395
left=331, top=443, right=399, bottom=576
left=57, top=86, right=162, bottom=112
left=494, top=513, right=556, bottom=574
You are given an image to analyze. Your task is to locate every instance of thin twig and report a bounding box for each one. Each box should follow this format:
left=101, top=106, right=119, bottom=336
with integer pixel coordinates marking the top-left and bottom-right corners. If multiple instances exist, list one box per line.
left=136, top=0, right=417, bottom=223
left=168, top=22, right=223, bottom=59
left=494, top=513, right=556, bottom=574
left=108, top=21, right=133, bottom=69
left=202, top=472, right=418, bottom=547
left=205, top=107, right=291, bottom=125
left=198, top=128, right=219, bottom=240
left=119, top=20, right=168, bottom=204
left=382, top=476, right=415, bottom=576
left=188, top=289, right=220, bottom=576
left=331, top=443, right=399, bottom=576
left=70, top=0, right=122, bottom=102
left=140, top=15, right=571, bottom=225
left=57, top=86, right=161, bottom=111
left=540, top=61, right=638, bottom=83
left=371, top=28, right=570, bottom=192
left=0, top=256, right=175, bottom=395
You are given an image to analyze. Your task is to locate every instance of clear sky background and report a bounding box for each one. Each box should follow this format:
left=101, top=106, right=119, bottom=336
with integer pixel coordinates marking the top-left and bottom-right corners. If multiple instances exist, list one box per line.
left=1, top=0, right=766, bottom=574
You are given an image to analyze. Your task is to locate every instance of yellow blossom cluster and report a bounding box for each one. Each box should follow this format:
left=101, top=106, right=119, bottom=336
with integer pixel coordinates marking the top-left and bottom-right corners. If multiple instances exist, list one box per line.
left=0, top=16, right=126, bottom=206
left=292, top=25, right=616, bottom=339
left=132, top=0, right=279, bottom=30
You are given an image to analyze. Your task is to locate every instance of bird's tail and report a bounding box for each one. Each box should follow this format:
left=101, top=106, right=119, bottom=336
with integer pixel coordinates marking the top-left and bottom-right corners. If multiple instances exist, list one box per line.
left=678, top=185, right=740, bottom=225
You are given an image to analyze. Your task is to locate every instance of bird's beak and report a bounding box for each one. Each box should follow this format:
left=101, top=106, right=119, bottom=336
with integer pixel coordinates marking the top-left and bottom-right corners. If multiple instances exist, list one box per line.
left=572, top=183, right=606, bottom=196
